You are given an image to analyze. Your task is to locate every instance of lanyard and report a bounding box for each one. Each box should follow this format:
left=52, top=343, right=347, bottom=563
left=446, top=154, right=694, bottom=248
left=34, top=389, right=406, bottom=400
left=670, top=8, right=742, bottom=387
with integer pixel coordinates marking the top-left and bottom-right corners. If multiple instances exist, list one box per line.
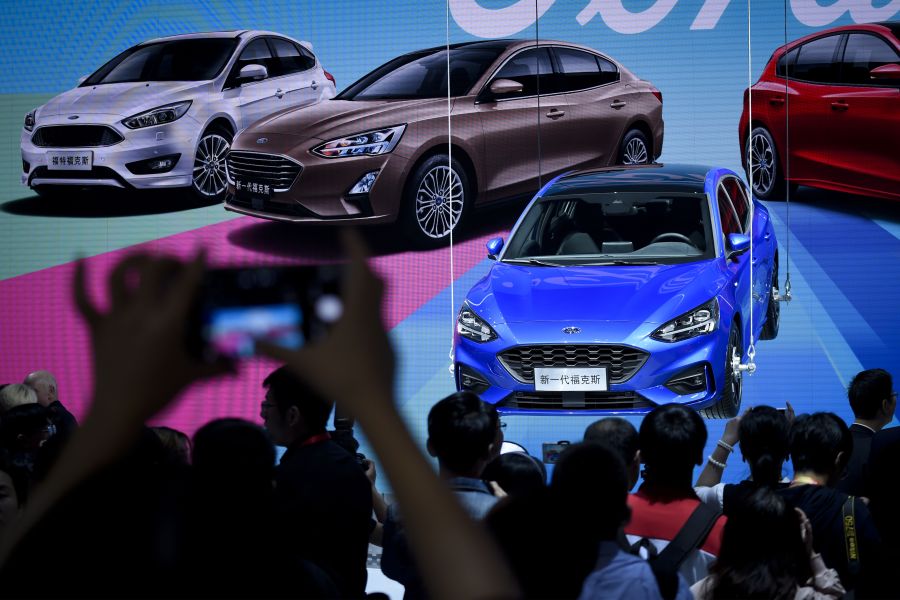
left=300, top=432, right=332, bottom=447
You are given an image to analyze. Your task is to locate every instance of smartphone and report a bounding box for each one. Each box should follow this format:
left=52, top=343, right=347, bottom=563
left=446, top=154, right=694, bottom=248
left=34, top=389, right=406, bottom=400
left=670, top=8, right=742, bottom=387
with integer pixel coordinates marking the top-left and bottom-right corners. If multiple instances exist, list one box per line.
left=189, top=265, right=343, bottom=362
left=542, top=441, right=571, bottom=465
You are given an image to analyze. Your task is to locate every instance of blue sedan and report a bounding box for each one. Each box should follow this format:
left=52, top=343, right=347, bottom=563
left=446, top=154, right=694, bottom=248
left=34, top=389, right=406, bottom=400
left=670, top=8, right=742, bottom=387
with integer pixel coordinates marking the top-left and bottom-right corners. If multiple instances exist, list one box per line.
left=453, top=164, right=780, bottom=418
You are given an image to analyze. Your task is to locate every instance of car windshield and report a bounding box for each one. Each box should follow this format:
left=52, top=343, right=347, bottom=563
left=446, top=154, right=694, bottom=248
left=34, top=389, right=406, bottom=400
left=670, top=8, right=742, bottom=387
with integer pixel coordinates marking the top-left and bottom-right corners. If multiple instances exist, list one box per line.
left=83, top=38, right=238, bottom=85
left=502, top=192, right=715, bottom=265
left=336, top=46, right=505, bottom=100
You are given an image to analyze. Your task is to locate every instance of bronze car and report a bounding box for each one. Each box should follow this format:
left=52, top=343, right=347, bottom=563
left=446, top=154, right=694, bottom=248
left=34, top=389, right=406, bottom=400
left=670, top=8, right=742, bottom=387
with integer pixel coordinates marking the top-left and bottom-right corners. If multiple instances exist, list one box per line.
left=225, top=40, right=664, bottom=246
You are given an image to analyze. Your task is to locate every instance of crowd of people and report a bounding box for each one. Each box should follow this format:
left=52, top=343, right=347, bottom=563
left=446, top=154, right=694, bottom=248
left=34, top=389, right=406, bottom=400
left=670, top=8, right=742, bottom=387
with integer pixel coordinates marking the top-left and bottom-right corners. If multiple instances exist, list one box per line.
left=0, top=234, right=898, bottom=599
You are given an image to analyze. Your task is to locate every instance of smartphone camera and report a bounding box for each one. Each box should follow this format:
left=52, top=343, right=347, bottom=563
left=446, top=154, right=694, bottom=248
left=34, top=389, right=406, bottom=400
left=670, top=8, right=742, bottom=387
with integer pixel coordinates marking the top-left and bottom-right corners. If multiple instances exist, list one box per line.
left=189, top=265, right=342, bottom=362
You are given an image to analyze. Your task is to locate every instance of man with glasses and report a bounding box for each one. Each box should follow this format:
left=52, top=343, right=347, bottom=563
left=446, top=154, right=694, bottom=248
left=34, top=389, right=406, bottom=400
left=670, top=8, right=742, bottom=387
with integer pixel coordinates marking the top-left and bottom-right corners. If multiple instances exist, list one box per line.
left=838, top=368, right=896, bottom=496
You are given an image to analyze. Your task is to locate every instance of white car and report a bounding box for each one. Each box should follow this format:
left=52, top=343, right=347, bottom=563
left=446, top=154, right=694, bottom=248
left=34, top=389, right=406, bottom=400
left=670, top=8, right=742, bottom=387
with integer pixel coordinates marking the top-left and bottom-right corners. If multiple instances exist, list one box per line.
left=21, top=30, right=336, bottom=200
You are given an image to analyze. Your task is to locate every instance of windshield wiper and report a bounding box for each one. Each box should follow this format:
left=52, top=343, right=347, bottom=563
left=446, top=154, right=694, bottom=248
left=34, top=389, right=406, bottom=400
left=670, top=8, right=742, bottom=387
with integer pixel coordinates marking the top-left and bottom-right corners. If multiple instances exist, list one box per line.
left=580, top=260, right=664, bottom=266
left=503, top=258, right=566, bottom=267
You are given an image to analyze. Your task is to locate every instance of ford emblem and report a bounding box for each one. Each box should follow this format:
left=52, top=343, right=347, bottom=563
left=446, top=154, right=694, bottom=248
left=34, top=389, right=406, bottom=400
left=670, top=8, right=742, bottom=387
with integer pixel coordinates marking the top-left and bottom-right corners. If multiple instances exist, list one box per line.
left=68, top=115, right=79, bottom=120
left=256, top=137, right=268, bottom=144
left=562, top=327, right=581, bottom=335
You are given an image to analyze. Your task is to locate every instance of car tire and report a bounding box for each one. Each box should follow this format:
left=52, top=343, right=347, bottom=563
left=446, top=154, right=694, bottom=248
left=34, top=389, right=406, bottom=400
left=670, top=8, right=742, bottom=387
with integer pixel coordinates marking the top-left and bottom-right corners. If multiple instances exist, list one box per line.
left=618, top=129, right=650, bottom=165
left=192, top=125, right=232, bottom=202
left=401, top=153, right=471, bottom=248
left=746, top=127, right=786, bottom=200
left=759, top=266, right=780, bottom=341
left=700, top=322, right=742, bottom=419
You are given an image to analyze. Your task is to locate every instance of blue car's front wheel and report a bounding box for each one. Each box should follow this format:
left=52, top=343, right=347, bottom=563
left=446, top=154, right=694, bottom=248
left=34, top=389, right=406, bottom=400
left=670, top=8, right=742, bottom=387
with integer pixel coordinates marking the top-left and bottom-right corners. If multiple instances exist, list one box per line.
left=700, top=322, right=743, bottom=419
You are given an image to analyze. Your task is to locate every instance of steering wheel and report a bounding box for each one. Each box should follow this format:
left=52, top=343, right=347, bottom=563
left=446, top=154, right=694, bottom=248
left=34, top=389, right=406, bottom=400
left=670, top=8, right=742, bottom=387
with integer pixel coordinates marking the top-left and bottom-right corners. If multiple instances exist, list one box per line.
left=650, top=232, right=693, bottom=245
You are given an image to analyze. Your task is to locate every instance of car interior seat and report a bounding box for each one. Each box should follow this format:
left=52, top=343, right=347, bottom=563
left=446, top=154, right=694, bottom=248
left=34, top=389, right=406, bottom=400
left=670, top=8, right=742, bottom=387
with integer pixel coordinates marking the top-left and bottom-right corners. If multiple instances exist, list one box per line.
left=557, top=232, right=601, bottom=255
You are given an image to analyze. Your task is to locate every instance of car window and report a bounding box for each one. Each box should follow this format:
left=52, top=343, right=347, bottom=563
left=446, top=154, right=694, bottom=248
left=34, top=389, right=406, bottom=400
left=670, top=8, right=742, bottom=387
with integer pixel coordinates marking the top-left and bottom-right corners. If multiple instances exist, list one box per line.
left=792, top=35, right=842, bottom=84
left=83, top=39, right=237, bottom=85
left=493, top=48, right=554, bottom=98
left=555, top=48, right=617, bottom=91
left=502, top=192, right=713, bottom=264
left=271, top=38, right=315, bottom=76
left=841, top=33, right=900, bottom=86
left=776, top=47, right=799, bottom=78
left=723, top=177, right=750, bottom=231
left=227, top=37, right=275, bottom=85
left=717, top=183, right=742, bottom=239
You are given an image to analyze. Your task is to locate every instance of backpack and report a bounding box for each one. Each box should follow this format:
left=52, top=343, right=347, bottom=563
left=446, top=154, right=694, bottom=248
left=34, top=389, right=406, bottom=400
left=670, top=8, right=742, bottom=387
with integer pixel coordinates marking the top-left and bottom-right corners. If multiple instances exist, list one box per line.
left=619, top=502, right=723, bottom=599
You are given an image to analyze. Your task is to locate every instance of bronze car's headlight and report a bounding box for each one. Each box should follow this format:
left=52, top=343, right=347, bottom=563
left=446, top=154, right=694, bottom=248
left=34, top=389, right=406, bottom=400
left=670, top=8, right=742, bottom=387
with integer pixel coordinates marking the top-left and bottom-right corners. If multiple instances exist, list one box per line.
left=312, top=125, right=406, bottom=159
left=651, top=298, right=719, bottom=343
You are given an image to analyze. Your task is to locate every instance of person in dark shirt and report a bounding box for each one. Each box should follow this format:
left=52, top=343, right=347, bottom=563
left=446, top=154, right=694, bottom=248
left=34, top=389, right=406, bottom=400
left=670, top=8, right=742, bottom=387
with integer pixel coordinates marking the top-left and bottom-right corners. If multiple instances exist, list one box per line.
left=779, top=412, right=884, bottom=597
left=23, top=371, right=78, bottom=439
left=261, top=366, right=372, bottom=599
left=583, top=417, right=640, bottom=491
left=837, top=368, right=895, bottom=496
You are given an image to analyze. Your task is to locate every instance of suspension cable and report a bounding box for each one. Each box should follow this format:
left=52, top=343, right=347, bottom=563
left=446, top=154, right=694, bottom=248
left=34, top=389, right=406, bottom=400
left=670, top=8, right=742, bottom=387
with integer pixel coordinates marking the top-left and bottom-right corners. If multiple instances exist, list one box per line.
left=745, top=0, right=756, bottom=371
left=781, top=0, right=793, bottom=302
left=446, top=0, right=455, bottom=351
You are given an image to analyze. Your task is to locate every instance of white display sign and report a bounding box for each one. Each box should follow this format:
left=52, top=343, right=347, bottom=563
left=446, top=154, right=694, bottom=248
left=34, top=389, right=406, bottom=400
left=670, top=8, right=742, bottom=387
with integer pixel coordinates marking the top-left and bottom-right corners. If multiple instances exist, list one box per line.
left=46, top=151, right=92, bottom=171
left=534, top=367, right=608, bottom=391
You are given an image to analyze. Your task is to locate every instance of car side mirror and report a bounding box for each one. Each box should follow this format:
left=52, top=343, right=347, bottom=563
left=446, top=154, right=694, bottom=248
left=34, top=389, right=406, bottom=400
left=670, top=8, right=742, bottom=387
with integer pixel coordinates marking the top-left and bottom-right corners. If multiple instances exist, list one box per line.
left=727, top=233, right=751, bottom=259
left=486, top=237, right=504, bottom=259
left=239, top=64, right=268, bottom=83
left=489, top=78, right=524, bottom=96
left=870, top=63, right=900, bottom=82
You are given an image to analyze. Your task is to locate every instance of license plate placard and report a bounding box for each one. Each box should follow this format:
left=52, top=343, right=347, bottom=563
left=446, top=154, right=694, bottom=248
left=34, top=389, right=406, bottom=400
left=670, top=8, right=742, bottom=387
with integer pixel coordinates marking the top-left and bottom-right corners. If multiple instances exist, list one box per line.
left=234, top=179, right=272, bottom=198
left=46, top=151, right=92, bottom=171
left=534, top=367, right=608, bottom=391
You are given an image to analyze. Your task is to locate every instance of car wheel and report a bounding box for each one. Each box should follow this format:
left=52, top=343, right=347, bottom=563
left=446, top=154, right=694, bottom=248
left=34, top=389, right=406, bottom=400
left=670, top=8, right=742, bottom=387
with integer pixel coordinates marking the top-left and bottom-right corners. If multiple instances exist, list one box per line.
left=700, top=322, right=742, bottom=419
left=619, top=129, right=650, bottom=165
left=759, top=267, right=780, bottom=341
left=746, top=127, right=786, bottom=200
left=192, top=126, right=232, bottom=201
left=401, top=154, right=471, bottom=248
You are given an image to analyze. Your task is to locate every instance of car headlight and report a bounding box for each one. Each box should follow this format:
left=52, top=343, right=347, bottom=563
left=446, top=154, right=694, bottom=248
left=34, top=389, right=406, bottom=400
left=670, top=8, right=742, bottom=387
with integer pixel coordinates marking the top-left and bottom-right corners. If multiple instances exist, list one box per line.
left=651, top=298, right=719, bottom=343
left=122, top=100, right=192, bottom=129
left=312, top=125, right=406, bottom=159
left=457, top=305, right=498, bottom=343
left=24, top=111, right=36, bottom=132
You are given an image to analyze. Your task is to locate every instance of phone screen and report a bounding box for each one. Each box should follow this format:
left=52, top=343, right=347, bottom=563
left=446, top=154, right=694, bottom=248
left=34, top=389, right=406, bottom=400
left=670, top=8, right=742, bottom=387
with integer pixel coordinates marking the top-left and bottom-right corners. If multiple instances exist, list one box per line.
left=205, top=303, right=304, bottom=358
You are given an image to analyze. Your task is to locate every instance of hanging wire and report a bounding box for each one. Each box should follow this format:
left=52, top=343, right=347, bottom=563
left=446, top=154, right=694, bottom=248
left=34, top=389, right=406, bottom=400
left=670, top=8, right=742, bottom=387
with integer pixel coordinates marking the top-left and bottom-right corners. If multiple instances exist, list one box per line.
left=446, top=0, right=456, bottom=354
left=742, top=0, right=756, bottom=374
left=535, top=0, right=542, bottom=189
left=780, top=0, right=793, bottom=302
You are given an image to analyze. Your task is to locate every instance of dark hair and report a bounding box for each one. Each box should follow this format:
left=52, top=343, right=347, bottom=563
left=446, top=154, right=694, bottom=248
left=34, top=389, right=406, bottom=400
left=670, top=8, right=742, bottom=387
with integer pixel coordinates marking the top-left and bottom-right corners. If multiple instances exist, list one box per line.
left=739, top=406, right=789, bottom=487
left=192, top=418, right=275, bottom=486
left=789, top=413, right=852, bottom=475
left=0, top=448, right=28, bottom=507
left=0, top=403, right=50, bottom=450
left=427, top=391, right=498, bottom=474
left=710, top=488, right=811, bottom=599
left=263, top=366, right=333, bottom=433
left=639, top=404, right=706, bottom=486
left=482, top=452, right=546, bottom=498
left=583, top=417, right=639, bottom=468
left=848, top=369, right=893, bottom=420
left=151, top=426, right=191, bottom=466
left=551, top=442, right=630, bottom=540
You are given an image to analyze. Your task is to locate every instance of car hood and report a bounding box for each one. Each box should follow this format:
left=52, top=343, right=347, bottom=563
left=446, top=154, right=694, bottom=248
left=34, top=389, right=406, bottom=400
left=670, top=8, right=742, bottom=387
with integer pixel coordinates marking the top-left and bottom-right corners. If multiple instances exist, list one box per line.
left=467, top=260, right=727, bottom=326
left=38, top=81, right=211, bottom=117
left=243, top=98, right=450, bottom=140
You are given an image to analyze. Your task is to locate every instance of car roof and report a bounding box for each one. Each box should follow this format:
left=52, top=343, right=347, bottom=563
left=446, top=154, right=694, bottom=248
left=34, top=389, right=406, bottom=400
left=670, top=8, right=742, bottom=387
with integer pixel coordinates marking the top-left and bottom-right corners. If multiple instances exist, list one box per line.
left=779, top=21, right=899, bottom=51
left=403, top=38, right=615, bottom=57
left=542, top=164, right=713, bottom=196
left=143, top=30, right=302, bottom=44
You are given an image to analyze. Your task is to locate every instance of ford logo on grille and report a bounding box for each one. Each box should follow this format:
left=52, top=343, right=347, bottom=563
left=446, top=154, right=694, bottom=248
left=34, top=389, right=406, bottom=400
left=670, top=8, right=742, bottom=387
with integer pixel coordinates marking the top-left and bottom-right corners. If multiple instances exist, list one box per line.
left=68, top=115, right=79, bottom=120
left=256, top=137, right=268, bottom=144
left=562, top=327, right=581, bottom=335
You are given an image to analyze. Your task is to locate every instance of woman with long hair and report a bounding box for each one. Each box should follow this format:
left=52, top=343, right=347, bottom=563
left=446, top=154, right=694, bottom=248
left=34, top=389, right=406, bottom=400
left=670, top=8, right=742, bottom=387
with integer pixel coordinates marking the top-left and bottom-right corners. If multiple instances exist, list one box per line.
left=691, top=488, right=844, bottom=599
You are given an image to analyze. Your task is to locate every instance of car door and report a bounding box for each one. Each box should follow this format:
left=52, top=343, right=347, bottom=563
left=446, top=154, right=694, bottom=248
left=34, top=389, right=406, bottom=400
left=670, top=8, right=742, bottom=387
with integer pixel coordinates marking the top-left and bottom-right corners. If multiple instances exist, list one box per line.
left=269, top=38, right=321, bottom=109
left=783, top=34, right=844, bottom=184
left=477, top=47, right=562, bottom=201
left=830, top=33, right=900, bottom=196
left=222, top=37, right=284, bottom=130
left=716, top=178, right=753, bottom=341
left=723, top=176, right=772, bottom=328
left=552, top=46, right=629, bottom=171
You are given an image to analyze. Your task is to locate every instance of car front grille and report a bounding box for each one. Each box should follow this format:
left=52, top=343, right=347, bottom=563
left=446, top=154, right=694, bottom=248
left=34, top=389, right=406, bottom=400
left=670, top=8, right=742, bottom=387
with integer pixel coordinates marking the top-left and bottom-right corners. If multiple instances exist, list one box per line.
left=499, top=391, right=654, bottom=411
left=226, top=151, right=302, bottom=192
left=32, top=125, right=124, bottom=148
left=498, top=344, right=648, bottom=384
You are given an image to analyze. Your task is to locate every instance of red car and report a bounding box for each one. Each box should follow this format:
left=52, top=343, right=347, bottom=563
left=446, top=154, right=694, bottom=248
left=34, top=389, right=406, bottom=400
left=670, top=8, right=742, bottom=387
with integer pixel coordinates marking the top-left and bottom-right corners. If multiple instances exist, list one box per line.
left=740, top=21, right=899, bottom=201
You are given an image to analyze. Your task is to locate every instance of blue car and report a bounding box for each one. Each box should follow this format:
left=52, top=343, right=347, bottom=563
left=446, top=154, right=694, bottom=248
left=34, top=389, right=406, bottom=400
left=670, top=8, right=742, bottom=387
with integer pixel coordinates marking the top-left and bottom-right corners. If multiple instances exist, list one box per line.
left=453, top=164, right=780, bottom=418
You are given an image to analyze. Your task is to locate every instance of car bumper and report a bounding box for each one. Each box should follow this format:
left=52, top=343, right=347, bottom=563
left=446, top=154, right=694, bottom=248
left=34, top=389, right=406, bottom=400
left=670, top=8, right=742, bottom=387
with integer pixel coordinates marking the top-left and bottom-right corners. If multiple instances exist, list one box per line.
left=21, top=114, right=201, bottom=190
left=224, top=135, right=412, bottom=223
left=453, top=320, right=729, bottom=415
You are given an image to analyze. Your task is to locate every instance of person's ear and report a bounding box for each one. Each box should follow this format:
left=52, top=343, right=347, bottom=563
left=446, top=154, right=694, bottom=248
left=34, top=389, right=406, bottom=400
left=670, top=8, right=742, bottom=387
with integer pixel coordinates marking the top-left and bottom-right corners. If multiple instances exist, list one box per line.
left=426, top=439, right=437, bottom=458
left=49, top=384, right=57, bottom=402
left=286, top=405, right=301, bottom=428
left=835, top=450, right=848, bottom=473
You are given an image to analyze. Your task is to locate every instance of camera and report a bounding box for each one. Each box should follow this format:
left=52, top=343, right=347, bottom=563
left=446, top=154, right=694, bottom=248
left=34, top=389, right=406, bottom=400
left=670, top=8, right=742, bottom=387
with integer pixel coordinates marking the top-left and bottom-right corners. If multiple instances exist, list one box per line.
left=188, top=265, right=343, bottom=362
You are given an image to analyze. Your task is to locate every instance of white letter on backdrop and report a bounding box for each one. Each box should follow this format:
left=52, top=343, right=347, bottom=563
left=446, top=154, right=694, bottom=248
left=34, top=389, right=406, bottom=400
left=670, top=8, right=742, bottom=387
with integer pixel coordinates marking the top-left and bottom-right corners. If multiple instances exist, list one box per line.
left=449, top=0, right=556, bottom=39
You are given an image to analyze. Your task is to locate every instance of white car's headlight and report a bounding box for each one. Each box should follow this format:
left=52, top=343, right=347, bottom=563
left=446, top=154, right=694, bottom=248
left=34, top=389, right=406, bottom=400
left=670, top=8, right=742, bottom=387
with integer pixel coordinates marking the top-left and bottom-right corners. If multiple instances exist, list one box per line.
left=651, top=298, right=719, bottom=343
left=24, top=111, right=36, bottom=132
left=457, top=305, right=498, bottom=343
left=312, top=125, right=406, bottom=159
left=122, top=100, right=192, bottom=129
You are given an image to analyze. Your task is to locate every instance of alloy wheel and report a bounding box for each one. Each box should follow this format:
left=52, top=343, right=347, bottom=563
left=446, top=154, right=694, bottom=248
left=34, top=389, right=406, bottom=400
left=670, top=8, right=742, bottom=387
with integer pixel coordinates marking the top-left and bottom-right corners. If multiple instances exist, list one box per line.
left=415, top=165, right=464, bottom=239
left=193, top=133, right=230, bottom=198
left=622, top=138, right=648, bottom=165
left=748, top=132, right=777, bottom=197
